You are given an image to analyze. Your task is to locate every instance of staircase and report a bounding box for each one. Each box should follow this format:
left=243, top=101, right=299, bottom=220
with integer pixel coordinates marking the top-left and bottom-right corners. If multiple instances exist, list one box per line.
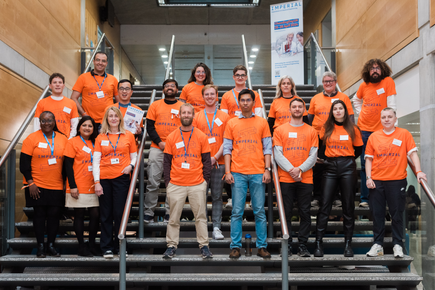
left=0, top=84, right=423, bottom=289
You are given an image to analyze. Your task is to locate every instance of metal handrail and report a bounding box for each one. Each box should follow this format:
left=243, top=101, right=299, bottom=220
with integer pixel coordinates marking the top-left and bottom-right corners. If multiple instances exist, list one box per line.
left=407, top=156, right=435, bottom=208
left=304, top=33, right=342, bottom=92
left=241, top=35, right=253, bottom=89
left=118, top=89, right=156, bottom=290
left=83, top=33, right=112, bottom=73
left=162, top=35, right=175, bottom=99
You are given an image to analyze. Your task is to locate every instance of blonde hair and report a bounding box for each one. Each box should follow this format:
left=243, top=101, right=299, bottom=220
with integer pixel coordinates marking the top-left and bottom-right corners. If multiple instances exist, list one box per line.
left=100, top=106, right=126, bottom=134
left=274, top=76, right=297, bottom=99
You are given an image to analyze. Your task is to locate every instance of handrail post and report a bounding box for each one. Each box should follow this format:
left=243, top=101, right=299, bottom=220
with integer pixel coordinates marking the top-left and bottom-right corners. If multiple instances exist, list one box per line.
left=138, top=158, right=145, bottom=239
left=241, top=35, right=253, bottom=90
left=119, top=238, right=127, bottom=290
left=281, top=238, right=289, bottom=290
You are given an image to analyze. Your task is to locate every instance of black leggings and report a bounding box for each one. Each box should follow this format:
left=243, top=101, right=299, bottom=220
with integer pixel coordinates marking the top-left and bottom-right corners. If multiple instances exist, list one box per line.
left=33, top=206, right=62, bottom=244
left=73, top=207, right=100, bottom=245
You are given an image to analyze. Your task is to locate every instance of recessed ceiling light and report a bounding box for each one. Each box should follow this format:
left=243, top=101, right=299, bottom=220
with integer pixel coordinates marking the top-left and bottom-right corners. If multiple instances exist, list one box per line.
left=162, top=55, right=168, bottom=58
left=159, top=48, right=166, bottom=51
left=164, top=61, right=168, bottom=64
left=248, top=61, right=254, bottom=64
left=249, top=67, right=253, bottom=70
left=252, top=48, right=259, bottom=52
left=250, top=55, right=256, bottom=58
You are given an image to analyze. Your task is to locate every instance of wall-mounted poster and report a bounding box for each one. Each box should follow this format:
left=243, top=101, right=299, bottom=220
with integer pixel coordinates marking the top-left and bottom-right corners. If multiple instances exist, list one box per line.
left=270, top=1, right=304, bottom=85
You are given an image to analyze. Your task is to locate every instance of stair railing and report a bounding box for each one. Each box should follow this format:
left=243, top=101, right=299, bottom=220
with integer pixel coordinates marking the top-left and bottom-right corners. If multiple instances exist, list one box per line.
left=241, top=34, right=289, bottom=290
left=407, top=156, right=435, bottom=207
left=118, top=89, right=156, bottom=290
left=162, top=35, right=175, bottom=99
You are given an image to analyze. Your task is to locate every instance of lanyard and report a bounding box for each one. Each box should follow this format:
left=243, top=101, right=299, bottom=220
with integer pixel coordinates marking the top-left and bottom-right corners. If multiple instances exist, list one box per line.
left=231, top=89, right=239, bottom=108
left=107, top=134, right=121, bottom=154
left=93, top=73, right=107, bottom=91
left=204, top=109, right=217, bottom=135
left=80, top=136, right=94, bottom=162
left=179, top=128, right=194, bottom=162
left=118, top=102, right=131, bottom=109
left=43, top=132, right=55, bottom=156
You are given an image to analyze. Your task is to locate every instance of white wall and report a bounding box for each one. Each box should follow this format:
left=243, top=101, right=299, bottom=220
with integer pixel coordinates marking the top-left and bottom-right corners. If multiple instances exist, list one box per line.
left=395, top=65, right=420, bottom=118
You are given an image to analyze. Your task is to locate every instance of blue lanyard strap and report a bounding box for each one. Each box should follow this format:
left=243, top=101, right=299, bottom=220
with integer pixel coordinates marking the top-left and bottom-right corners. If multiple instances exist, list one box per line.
left=118, top=102, right=131, bottom=109
left=107, top=134, right=121, bottom=155
left=231, top=89, right=239, bottom=108
left=43, top=132, right=55, bottom=156
left=179, top=128, right=194, bottom=162
left=93, top=73, right=107, bottom=91
left=80, top=136, right=94, bottom=162
left=204, top=109, right=217, bottom=135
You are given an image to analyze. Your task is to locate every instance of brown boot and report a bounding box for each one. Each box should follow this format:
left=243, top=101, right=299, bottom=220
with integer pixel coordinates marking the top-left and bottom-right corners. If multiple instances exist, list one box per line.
left=257, top=248, right=271, bottom=259
left=229, top=248, right=241, bottom=259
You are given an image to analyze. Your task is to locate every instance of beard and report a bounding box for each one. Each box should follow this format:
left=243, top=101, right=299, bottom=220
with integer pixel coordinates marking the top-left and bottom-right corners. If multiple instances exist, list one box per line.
left=181, top=117, right=193, bottom=126
left=369, top=73, right=381, bottom=83
left=291, top=112, right=303, bottom=119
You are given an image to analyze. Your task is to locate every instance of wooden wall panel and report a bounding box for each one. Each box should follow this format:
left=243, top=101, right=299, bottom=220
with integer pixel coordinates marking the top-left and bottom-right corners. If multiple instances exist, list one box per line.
left=336, top=0, right=418, bottom=90
left=431, top=0, right=435, bottom=26
left=303, top=0, right=331, bottom=45
left=336, top=0, right=375, bottom=43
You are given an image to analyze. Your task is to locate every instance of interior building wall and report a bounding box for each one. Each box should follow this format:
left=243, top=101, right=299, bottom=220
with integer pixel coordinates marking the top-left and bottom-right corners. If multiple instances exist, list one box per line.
left=303, top=0, right=332, bottom=47
left=431, top=0, right=435, bottom=26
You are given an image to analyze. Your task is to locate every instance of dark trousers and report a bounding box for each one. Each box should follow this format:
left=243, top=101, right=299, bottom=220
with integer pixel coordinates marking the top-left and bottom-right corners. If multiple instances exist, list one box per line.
left=316, top=157, right=357, bottom=240
left=99, top=174, right=130, bottom=252
left=281, top=182, right=313, bottom=244
left=312, top=137, right=325, bottom=201
left=359, top=130, right=373, bottom=203
left=369, top=179, right=407, bottom=247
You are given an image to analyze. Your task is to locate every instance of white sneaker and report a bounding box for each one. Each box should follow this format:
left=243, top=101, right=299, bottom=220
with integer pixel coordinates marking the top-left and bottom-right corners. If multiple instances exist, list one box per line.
left=212, top=227, right=224, bottom=240
left=393, top=244, right=404, bottom=258
left=366, top=244, right=384, bottom=257
left=359, top=202, right=369, bottom=208
left=225, top=198, right=233, bottom=208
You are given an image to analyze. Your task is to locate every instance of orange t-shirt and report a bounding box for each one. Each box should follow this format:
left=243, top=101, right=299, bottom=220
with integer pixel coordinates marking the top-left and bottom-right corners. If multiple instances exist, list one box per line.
left=34, top=96, right=79, bottom=137
left=179, top=82, right=218, bottom=112
left=268, top=96, right=308, bottom=129
left=94, top=131, right=137, bottom=179
left=273, top=123, right=318, bottom=184
left=106, top=102, right=144, bottom=128
left=21, top=130, right=68, bottom=190
left=308, top=92, right=354, bottom=133
left=164, top=127, right=211, bottom=186
left=221, top=89, right=263, bottom=118
left=146, top=99, right=183, bottom=149
left=224, top=116, right=271, bottom=175
left=365, top=127, right=416, bottom=181
left=64, top=136, right=95, bottom=194
left=356, top=77, right=396, bottom=132
left=72, top=71, right=118, bottom=123
left=319, top=125, right=363, bottom=158
left=193, top=109, right=230, bottom=165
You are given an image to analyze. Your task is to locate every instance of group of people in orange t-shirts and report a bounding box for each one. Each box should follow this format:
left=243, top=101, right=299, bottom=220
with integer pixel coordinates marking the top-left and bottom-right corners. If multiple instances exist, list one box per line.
left=20, top=55, right=427, bottom=262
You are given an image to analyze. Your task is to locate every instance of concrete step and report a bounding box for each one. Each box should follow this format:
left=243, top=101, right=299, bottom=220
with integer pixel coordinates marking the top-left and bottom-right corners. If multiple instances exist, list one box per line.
left=0, top=254, right=413, bottom=268
left=0, top=272, right=422, bottom=287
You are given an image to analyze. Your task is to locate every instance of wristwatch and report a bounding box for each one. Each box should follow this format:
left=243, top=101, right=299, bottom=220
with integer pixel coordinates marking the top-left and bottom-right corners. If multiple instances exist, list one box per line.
left=265, top=167, right=272, bottom=172
left=366, top=176, right=371, bottom=180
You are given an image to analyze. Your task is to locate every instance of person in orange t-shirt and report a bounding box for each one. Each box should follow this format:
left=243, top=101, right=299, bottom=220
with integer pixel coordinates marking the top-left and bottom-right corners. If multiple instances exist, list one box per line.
left=193, top=85, right=230, bottom=240
left=93, top=106, right=137, bottom=259
left=162, top=103, right=212, bottom=259
left=64, top=116, right=101, bottom=257
left=365, top=108, right=427, bottom=258
left=144, top=79, right=183, bottom=223
left=221, top=65, right=263, bottom=119
left=268, top=75, right=307, bottom=135
left=20, top=111, right=68, bottom=258
left=352, top=59, right=397, bottom=208
left=34, top=73, right=79, bottom=139
left=314, top=100, right=363, bottom=258
left=224, top=89, right=272, bottom=259
left=273, top=98, right=318, bottom=257
left=71, top=52, right=119, bottom=126
left=180, top=63, right=215, bottom=112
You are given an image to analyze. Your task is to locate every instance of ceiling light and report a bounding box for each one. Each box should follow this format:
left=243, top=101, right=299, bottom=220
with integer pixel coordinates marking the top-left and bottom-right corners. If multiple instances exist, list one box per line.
left=249, top=67, right=253, bottom=70
left=159, top=48, right=166, bottom=51
left=252, top=48, right=259, bottom=52
left=164, top=61, right=168, bottom=64
left=250, top=55, right=256, bottom=58
left=162, top=55, right=168, bottom=58
left=248, top=61, right=254, bottom=64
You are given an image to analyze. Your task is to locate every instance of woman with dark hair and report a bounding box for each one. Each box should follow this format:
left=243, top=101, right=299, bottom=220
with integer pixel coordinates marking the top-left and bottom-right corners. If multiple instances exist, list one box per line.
left=20, top=111, right=68, bottom=258
left=314, top=100, right=363, bottom=258
left=64, top=116, right=101, bottom=256
left=180, top=62, right=215, bottom=112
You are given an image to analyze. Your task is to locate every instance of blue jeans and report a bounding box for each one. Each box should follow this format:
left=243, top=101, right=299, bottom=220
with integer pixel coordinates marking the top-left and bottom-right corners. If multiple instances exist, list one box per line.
left=359, top=130, right=373, bottom=203
left=230, top=172, right=267, bottom=249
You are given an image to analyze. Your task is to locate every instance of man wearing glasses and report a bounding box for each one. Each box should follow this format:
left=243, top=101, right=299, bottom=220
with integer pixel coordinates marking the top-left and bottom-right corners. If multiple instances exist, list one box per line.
left=352, top=59, right=396, bottom=208
left=221, top=65, right=263, bottom=119
left=144, top=79, right=183, bottom=224
left=71, top=52, right=119, bottom=128
left=307, top=72, right=354, bottom=207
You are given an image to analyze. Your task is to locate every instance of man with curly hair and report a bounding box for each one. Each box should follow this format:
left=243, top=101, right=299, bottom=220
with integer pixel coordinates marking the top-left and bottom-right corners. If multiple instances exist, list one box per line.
left=352, top=59, right=396, bottom=208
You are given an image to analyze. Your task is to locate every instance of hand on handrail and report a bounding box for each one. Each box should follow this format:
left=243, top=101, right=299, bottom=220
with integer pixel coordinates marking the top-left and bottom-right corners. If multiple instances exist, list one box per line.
left=417, top=171, right=427, bottom=183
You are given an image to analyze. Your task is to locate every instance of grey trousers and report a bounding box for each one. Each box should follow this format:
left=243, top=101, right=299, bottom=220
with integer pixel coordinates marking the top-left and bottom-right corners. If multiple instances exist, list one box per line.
left=144, top=147, right=169, bottom=217
left=207, top=165, right=225, bottom=229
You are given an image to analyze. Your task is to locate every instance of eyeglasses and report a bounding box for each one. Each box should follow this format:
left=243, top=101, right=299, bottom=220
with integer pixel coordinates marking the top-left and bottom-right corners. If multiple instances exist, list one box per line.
left=195, top=71, right=206, bottom=75
left=119, top=87, right=131, bottom=92
left=323, top=80, right=336, bottom=84
left=370, top=67, right=381, bottom=72
left=234, top=74, right=247, bottom=78
left=164, top=84, right=177, bottom=88
left=40, top=119, right=54, bottom=124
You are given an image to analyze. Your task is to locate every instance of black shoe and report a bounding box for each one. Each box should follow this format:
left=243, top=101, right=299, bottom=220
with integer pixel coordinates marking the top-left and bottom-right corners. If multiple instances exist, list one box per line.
left=78, top=242, right=93, bottom=257
left=36, top=243, right=46, bottom=258
left=297, top=244, right=311, bottom=257
left=344, top=240, right=354, bottom=257
left=313, top=240, right=323, bottom=257
left=46, top=243, right=60, bottom=257
left=163, top=247, right=177, bottom=259
left=89, top=243, right=103, bottom=256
